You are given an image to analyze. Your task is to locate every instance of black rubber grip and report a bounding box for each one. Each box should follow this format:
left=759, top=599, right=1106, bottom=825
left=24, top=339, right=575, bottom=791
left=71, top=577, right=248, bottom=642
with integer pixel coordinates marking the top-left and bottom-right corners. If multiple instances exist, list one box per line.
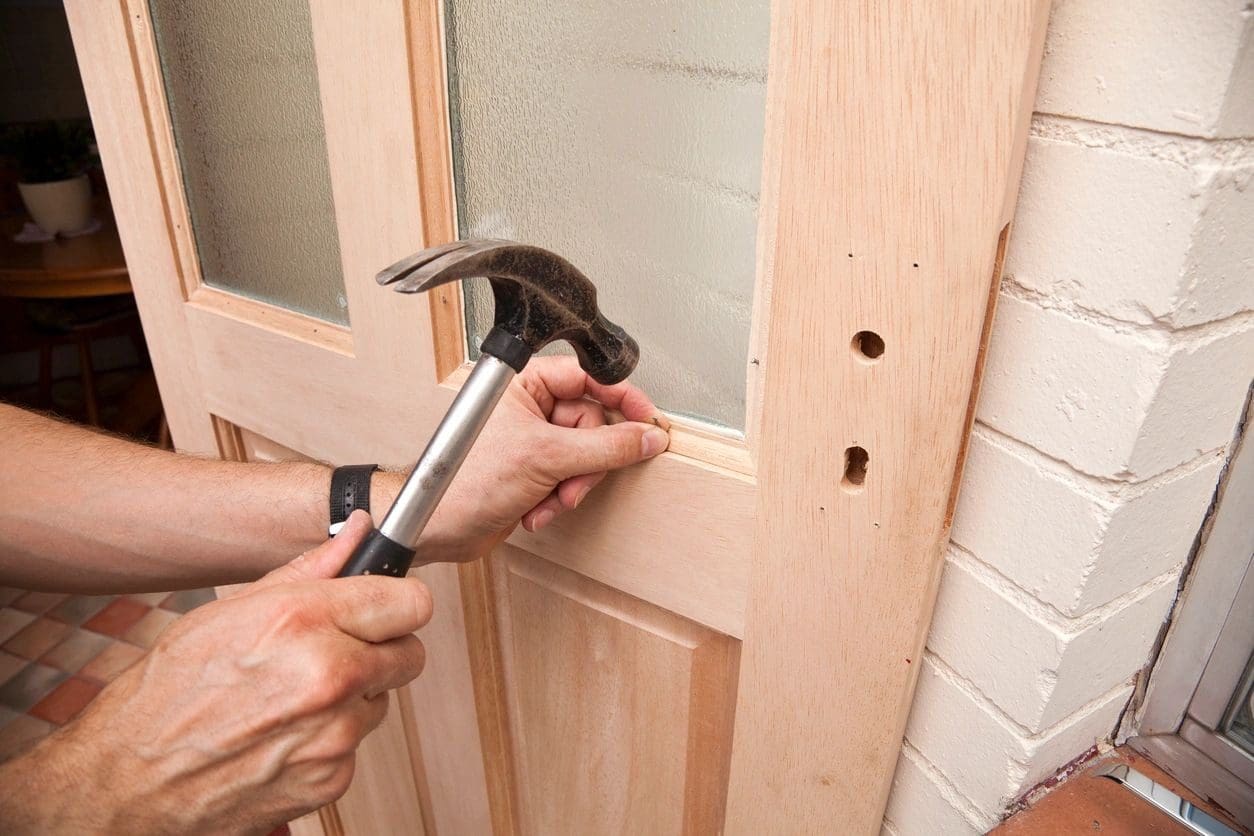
left=480, top=326, right=533, bottom=372
left=336, top=528, right=416, bottom=578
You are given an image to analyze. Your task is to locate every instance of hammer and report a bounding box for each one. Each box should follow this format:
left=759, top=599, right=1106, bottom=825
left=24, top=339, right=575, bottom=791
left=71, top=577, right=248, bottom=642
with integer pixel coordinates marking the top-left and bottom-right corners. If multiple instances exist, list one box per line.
left=337, top=239, right=640, bottom=578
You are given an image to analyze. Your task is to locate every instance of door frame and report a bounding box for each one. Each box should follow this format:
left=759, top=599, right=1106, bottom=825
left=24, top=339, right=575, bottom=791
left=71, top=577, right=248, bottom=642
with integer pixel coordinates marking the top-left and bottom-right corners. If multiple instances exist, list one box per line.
left=67, top=1, right=1051, bottom=832
left=1132, top=391, right=1254, bottom=825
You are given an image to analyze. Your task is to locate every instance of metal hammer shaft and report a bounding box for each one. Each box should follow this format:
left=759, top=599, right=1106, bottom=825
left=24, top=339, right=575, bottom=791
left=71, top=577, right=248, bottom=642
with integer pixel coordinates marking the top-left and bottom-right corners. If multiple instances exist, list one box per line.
left=336, top=353, right=516, bottom=577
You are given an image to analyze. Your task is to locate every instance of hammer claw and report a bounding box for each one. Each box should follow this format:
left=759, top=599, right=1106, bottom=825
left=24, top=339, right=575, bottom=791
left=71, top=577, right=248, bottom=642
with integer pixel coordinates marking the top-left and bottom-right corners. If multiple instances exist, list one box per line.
left=376, top=239, right=479, bottom=286
left=376, top=238, right=640, bottom=385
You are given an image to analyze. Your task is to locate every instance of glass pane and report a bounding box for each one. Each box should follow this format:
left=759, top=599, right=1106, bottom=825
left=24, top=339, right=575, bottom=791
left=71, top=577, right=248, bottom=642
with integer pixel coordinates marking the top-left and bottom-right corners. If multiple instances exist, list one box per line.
left=148, top=0, right=348, bottom=324
left=446, top=0, right=769, bottom=430
left=1222, top=651, right=1254, bottom=756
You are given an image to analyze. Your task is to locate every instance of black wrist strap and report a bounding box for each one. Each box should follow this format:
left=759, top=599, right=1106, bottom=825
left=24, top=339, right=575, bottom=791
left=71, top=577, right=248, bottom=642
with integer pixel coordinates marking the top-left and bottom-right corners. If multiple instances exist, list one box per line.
left=330, top=464, right=379, bottom=527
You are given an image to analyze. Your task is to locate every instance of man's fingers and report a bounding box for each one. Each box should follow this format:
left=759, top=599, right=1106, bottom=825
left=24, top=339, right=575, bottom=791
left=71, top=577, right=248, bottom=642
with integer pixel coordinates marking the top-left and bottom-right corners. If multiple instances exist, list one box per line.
left=354, top=634, right=427, bottom=697
left=521, top=356, right=668, bottom=426
left=550, top=397, right=605, bottom=430
left=319, top=575, right=433, bottom=644
left=544, top=421, right=669, bottom=482
left=251, top=511, right=374, bottom=591
left=557, top=471, right=606, bottom=509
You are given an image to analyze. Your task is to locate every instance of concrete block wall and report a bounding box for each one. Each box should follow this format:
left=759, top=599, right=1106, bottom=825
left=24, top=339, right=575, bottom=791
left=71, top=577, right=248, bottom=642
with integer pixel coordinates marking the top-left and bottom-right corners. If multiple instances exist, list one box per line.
left=884, top=2, right=1254, bottom=832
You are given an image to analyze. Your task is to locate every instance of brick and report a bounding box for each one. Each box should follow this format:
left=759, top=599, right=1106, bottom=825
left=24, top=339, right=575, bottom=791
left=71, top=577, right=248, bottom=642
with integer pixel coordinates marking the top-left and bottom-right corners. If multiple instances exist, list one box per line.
left=979, top=294, right=1165, bottom=478
left=1007, top=136, right=1199, bottom=325
left=1217, top=27, right=1254, bottom=136
left=886, top=747, right=991, bottom=836
left=953, top=431, right=1223, bottom=615
left=926, top=553, right=1177, bottom=730
left=1175, top=163, right=1254, bottom=326
left=904, top=655, right=1130, bottom=814
left=1034, top=0, right=1250, bottom=137
left=980, top=295, right=1253, bottom=480
left=952, top=431, right=1106, bottom=613
left=1130, top=324, right=1254, bottom=477
left=1077, top=456, right=1223, bottom=611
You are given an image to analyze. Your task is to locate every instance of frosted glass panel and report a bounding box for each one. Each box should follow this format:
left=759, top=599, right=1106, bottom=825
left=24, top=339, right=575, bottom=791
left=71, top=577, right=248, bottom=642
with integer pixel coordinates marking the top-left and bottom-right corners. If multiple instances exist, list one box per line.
left=448, top=0, right=769, bottom=430
left=149, top=0, right=347, bottom=324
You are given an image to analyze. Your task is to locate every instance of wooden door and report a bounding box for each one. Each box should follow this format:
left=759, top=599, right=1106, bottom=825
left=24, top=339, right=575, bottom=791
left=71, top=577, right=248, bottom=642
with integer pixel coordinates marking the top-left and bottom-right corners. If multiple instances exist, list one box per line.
left=66, top=2, right=1050, bottom=833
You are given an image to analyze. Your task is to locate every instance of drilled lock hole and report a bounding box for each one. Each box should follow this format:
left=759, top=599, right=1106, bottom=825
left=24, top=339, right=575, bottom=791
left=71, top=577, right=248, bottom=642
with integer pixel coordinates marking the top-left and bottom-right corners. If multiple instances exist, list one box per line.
left=852, top=330, right=885, bottom=362
left=842, top=446, right=869, bottom=492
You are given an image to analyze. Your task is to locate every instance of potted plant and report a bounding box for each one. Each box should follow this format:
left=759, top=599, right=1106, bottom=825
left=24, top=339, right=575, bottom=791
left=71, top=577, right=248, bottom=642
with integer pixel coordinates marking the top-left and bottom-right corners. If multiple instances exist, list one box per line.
left=0, top=121, right=96, bottom=235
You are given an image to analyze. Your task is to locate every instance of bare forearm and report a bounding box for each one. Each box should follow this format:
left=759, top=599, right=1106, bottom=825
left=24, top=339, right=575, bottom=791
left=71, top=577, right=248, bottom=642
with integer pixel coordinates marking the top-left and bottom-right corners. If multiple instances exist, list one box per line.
left=0, top=404, right=334, bottom=592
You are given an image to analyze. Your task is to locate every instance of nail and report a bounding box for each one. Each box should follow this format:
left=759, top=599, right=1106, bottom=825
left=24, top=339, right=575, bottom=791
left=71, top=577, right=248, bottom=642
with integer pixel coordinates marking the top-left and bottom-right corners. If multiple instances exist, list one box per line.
left=532, top=508, right=556, bottom=531
left=649, top=412, right=673, bottom=432
left=641, top=427, right=669, bottom=458
left=573, top=485, right=592, bottom=508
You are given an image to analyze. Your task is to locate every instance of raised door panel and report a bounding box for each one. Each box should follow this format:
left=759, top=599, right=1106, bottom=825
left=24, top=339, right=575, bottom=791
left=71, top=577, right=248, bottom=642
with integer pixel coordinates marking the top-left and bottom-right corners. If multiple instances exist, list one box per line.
left=491, top=547, right=739, bottom=835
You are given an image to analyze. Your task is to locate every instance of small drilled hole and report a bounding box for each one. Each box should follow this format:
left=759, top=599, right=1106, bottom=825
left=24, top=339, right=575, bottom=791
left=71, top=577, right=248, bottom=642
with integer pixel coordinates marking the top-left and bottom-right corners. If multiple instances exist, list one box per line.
left=852, top=331, right=885, bottom=361
left=842, top=446, right=868, bottom=492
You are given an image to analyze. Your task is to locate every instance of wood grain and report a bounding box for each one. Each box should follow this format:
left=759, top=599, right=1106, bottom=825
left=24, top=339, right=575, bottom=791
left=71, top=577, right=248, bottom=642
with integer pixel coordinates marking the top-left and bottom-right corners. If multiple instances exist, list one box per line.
left=404, top=0, right=464, bottom=383
left=508, top=453, right=755, bottom=638
left=63, top=0, right=218, bottom=455
left=492, top=548, right=739, bottom=835
left=723, top=2, right=1051, bottom=833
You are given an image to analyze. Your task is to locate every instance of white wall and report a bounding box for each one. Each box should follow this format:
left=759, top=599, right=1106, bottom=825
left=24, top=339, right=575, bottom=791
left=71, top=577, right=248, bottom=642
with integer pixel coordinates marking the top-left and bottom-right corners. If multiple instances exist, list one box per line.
left=884, top=1, right=1254, bottom=832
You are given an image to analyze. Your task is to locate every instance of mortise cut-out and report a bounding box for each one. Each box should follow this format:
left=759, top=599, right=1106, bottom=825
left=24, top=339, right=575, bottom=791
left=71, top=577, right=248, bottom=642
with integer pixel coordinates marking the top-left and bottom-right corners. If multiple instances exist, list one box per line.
left=852, top=330, right=885, bottom=362
left=841, top=446, right=868, bottom=492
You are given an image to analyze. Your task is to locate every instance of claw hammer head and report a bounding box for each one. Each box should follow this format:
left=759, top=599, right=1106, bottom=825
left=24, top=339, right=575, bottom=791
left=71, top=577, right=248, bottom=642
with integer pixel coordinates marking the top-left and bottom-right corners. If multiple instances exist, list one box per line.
left=377, top=239, right=639, bottom=384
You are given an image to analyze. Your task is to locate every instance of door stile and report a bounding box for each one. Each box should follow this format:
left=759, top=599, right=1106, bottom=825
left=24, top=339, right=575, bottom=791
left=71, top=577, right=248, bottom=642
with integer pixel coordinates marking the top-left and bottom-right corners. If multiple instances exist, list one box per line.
left=724, top=2, right=1051, bottom=833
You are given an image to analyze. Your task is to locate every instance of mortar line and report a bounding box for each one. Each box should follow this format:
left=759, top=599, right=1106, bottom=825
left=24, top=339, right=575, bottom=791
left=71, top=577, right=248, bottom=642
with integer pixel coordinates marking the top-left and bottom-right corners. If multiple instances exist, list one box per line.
left=898, top=741, right=999, bottom=830
left=998, top=277, right=1254, bottom=344
left=1029, top=113, right=1254, bottom=163
left=970, top=421, right=1229, bottom=499
left=921, top=650, right=1136, bottom=744
left=945, top=543, right=1182, bottom=632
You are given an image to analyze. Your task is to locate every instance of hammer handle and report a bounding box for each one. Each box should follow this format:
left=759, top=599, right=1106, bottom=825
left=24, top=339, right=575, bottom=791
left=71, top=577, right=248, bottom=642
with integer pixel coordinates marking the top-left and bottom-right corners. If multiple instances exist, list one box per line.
left=337, top=353, right=517, bottom=577
left=337, top=528, right=416, bottom=577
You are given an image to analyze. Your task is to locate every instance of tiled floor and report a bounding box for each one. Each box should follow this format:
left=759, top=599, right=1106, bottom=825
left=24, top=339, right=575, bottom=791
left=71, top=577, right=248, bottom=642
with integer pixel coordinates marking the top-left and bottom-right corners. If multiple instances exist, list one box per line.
left=0, top=586, right=215, bottom=762
left=995, top=747, right=1250, bottom=835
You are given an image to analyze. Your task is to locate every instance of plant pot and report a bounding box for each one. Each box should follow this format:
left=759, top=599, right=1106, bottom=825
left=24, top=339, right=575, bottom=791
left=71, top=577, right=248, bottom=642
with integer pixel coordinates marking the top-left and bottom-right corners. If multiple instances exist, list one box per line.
left=18, top=174, right=92, bottom=235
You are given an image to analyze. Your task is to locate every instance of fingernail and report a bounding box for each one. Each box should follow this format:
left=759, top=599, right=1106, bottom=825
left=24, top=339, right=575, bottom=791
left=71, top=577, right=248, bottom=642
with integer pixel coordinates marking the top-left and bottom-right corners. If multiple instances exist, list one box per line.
left=573, top=485, right=592, bottom=508
left=532, top=509, right=556, bottom=531
left=649, top=412, right=672, bottom=432
left=641, top=427, right=669, bottom=458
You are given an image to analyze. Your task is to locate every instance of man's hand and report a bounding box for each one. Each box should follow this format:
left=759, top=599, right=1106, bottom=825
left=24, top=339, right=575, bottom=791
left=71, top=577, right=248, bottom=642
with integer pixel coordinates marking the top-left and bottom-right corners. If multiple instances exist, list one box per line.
left=394, top=356, right=671, bottom=562
left=0, top=512, right=430, bottom=835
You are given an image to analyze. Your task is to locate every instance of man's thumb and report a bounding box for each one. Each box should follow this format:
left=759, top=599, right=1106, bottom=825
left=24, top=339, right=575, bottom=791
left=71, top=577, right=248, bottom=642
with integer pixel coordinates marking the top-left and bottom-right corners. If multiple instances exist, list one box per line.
left=551, top=422, right=669, bottom=478
left=250, top=510, right=374, bottom=589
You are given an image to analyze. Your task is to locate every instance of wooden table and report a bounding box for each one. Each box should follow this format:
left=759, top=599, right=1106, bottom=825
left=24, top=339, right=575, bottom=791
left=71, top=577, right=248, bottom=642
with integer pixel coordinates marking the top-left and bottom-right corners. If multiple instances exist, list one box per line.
left=0, top=203, right=131, bottom=298
left=0, top=201, right=144, bottom=428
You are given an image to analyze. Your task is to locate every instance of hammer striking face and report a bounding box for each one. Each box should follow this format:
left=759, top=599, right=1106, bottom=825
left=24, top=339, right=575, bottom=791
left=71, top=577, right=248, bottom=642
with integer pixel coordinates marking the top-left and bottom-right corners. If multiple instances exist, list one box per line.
left=377, top=239, right=640, bottom=385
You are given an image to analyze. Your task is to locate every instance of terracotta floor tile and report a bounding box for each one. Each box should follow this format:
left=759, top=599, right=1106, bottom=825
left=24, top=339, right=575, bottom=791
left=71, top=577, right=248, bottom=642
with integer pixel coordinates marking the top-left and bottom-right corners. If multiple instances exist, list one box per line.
left=29, top=676, right=102, bottom=725
left=47, top=595, right=116, bottom=626
left=128, top=591, right=172, bottom=608
left=0, top=588, right=23, bottom=608
left=40, top=630, right=113, bottom=674
left=0, top=713, right=55, bottom=761
left=79, top=641, right=146, bottom=684
left=160, top=588, right=217, bottom=613
left=82, top=598, right=150, bottom=638
left=0, top=663, right=68, bottom=712
left=122, top=608, right=179, bottom=649
left=11, top=591, right=68, bottom=615
left=995, top=748, right=1246, bottom=835
left=3, top=618, right=72, bottom=661
left=0, top=609, right=35, bottom=645
left=0, top=651, right=27, bottom=683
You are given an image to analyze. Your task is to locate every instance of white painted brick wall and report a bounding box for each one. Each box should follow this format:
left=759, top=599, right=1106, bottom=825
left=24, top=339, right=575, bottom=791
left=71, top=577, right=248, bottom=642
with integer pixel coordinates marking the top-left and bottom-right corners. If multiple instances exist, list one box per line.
left=885, top=3, right=1254, bottom=832
left=1035, top=0, right=1253, bottom=137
